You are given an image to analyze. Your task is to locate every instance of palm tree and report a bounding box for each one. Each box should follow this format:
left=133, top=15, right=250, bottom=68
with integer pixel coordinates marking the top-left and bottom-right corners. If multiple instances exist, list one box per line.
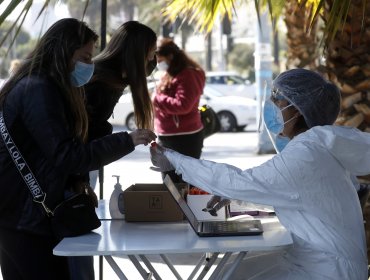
left=284, top=0, right=321, bottom=70
left=162, top=0, right=370, bottom=130
left=324, top=0, right=370, bottom=131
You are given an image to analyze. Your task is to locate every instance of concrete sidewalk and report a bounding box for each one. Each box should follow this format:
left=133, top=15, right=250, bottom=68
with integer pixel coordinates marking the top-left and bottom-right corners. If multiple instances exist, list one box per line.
left=93, top=129, right=274, bottom=280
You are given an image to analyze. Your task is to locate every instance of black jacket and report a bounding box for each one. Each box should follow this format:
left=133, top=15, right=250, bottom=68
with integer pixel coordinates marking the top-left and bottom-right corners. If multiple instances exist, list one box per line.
left=0, top=75, right=134, bottom=236
left=85, top=76, right=126, bottom=141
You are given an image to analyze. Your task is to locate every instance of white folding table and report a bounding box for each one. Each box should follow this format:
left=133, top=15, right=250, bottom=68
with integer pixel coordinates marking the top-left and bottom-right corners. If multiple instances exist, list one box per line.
left=53, top=200, right=292, bottom=280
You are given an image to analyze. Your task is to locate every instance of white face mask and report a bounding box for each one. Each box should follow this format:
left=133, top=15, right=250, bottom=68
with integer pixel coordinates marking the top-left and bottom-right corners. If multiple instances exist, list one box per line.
left=156, top=61, right=169, bottom=71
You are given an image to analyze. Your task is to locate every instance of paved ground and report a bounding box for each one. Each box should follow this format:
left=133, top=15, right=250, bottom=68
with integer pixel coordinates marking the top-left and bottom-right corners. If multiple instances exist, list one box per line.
left=91, top=126, right=275, bottom=280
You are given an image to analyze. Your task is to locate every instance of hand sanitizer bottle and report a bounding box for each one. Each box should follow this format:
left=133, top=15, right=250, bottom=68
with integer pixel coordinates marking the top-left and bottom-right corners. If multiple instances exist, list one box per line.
left=109, top=175, right=125, bottom=219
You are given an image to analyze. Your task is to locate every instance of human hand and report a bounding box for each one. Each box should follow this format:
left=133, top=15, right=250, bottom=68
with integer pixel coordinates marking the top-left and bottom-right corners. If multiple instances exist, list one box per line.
left=202, top=195, right=231, bottom=216
left=129, top=129, right=157, bottom=146
left=150, top=142, right=175, bottom=172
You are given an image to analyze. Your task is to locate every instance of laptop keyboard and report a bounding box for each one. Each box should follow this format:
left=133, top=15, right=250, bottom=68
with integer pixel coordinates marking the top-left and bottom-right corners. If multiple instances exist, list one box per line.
left=202, top=221, right=238, bottom=232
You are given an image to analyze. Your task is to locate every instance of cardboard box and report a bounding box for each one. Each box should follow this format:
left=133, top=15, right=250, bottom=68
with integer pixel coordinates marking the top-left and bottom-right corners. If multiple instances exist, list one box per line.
left=123, top=183, right=184, bottom=222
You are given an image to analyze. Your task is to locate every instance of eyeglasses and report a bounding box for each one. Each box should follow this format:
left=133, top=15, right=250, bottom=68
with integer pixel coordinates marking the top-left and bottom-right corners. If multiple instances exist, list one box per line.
left=270, top=88, right=285, bottom=103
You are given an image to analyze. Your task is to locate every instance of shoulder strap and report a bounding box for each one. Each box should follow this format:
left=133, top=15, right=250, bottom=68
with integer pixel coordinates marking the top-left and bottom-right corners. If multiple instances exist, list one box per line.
left=0, top=111, right=53, bottom=216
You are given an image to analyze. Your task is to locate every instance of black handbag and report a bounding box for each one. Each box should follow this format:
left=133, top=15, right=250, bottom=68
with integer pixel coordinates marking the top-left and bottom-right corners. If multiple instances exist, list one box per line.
left=51, top=191, right=101, bottom=239
left=0, top=112, right=101, bottom=239
left=199, top=104, right=221, bottom=138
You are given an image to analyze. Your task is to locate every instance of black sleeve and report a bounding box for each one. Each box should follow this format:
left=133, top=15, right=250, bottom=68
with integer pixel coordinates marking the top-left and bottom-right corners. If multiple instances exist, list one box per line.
left=84, top=81, right=123, bottom=141
left=19, top=78, right=134, bottom=175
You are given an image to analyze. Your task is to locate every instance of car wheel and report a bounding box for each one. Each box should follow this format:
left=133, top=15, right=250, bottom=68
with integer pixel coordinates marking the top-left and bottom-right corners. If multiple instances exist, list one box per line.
left=125, top=113, right=137, bottom=131
left=217, top=111, right=237, bottom=132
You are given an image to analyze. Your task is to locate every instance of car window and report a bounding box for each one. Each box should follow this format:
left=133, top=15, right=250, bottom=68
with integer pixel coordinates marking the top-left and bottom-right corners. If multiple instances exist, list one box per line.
left=204, top=86, right=224, bottom=97
left=207, top=76, right=225, bottom=84
left=225, top=76, right=245, bottom=85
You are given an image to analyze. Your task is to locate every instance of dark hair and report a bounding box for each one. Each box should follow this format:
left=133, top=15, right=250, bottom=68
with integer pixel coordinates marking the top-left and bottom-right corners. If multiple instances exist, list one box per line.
left=92, top=21, right=157, bottom=129
left=156, top=38, right=203, bottom=77
left=0, top=18, right=98, bottom=141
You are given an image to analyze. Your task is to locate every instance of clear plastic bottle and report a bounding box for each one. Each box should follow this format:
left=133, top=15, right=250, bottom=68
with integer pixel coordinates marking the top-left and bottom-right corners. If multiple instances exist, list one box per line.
left=109, top=175, right=125, bottom=219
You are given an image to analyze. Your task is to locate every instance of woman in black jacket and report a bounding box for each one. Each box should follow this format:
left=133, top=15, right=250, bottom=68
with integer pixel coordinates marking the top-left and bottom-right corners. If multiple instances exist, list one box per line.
left=0, top=18, right=156, bottom=280
left=85, top=21, right=157, bottom=141
left=78, top=21, right=158, bottom=280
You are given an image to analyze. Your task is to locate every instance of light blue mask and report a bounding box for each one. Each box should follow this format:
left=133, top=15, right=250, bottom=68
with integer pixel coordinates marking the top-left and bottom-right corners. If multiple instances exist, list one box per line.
left=275, top=134, right=290, bottom=153
left=70, top=61, right=94, bottom=87
left=263, top=99, right=294, bottom=153
left=263, top=99, right=293, bottom=134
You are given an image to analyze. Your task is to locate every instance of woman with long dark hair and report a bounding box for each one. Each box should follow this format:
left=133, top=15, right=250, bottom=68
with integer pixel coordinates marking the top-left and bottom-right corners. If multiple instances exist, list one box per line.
left=85, top=21, right=158, bottom=141
left=0, top=18, right=156, bottom=280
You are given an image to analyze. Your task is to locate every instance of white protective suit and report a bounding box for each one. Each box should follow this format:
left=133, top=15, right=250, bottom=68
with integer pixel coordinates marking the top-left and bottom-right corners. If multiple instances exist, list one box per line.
left=164, top=125, right=369, bottom=280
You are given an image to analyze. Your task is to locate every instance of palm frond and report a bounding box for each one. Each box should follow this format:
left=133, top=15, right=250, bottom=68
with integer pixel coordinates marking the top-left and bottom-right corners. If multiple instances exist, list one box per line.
left=163, top=0, right=235, bottom=33
left=0, top=0, right=32, bottom=48
left=0, top=0, right=24, bottom=26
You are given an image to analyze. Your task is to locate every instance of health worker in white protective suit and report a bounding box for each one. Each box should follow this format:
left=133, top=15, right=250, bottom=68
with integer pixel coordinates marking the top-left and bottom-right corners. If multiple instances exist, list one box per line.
left=150, top=68, right=369, bottom=280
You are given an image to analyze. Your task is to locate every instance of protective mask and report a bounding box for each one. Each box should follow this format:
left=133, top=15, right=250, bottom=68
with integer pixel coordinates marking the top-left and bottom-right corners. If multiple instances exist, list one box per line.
left=275, top=134, right=290, bottom=153
left=157, top=61, right=168, bottom=71
left=263, top=99, right=295, bottom=154
left=70, top=61, right=94, bottom=87
left=263, top=99, right=293, bottom=134
left=146, top=57, right=157, bottom=77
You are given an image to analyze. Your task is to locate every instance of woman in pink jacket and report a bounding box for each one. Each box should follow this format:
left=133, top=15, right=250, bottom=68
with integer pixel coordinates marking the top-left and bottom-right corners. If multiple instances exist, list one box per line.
left=153, top=38, right=205, bottom=183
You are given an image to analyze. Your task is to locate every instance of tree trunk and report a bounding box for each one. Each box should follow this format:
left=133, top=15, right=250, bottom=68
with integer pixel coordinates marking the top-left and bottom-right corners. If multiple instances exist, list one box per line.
left=324, top=0, right=370, bottom=132
left=284, top=0, right=320, bottom=70
left=324, top=0, right=370, bottom=262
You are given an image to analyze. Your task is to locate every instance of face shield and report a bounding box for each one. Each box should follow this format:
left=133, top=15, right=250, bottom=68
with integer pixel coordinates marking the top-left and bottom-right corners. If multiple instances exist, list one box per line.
left=260, top=85, right=293, bottom=153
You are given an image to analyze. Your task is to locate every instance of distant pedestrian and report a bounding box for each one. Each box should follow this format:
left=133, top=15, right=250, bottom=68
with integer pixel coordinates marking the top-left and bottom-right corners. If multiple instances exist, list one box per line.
left=153, top=38, right=205, bottom=184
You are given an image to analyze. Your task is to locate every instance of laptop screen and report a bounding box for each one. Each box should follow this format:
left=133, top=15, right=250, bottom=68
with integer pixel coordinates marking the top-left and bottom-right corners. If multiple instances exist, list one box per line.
left=164, top=175, right=199, bottom=229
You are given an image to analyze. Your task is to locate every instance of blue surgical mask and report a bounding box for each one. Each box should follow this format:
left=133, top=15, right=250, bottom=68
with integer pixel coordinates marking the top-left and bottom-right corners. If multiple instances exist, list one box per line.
left=70, top=61, right=94, bottom=87
left=263, top=99, right=294, bottom=153
left=263, top=99, right=293, bottom=134
left=275, top=134, right=290, bottom=153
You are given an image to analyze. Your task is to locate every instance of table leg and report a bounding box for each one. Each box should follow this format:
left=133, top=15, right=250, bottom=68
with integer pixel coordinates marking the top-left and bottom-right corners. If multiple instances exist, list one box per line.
left=128, top=255, right=152, bottom=279
left=187, top=253, right=207, bottom=280
left=208, top=253, right=232, bottom=280
left=219, top=251, right=247, bottom=280
left=195, top=253, right=219, bottom=280
left=104, top=256, right=128, bottom=280
left=139, top=254, right=163, bottom=280
left=159, top=254, right=183, bottom=280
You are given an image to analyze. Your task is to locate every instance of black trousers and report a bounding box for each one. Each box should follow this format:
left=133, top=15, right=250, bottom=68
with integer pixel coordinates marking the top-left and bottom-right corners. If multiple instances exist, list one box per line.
left=0, top=227, right=70, bottom=280
left=158, top=130, right=204, bottom=184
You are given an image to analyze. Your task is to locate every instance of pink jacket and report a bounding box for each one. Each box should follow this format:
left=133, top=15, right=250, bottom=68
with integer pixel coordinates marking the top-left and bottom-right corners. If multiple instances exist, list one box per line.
left=153, top=68, right=205, bottom=135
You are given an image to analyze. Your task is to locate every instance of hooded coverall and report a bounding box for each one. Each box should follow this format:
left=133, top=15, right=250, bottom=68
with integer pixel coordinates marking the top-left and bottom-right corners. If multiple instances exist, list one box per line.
left=164, top=125, right=368, bottom=280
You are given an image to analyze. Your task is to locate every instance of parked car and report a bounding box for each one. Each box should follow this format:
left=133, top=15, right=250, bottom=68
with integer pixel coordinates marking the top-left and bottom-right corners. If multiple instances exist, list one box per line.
left=200, top=86, right=256, bottom=132
left=108, top=87, right=137, bottom=130
left=206, top=71, right=256, bottom=99
left=109, top=85, right=257, bottom=132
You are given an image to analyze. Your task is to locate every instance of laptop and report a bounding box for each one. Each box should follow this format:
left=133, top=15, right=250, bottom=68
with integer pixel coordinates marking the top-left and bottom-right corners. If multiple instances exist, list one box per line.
left=163, top=175, right=263, bottom=237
